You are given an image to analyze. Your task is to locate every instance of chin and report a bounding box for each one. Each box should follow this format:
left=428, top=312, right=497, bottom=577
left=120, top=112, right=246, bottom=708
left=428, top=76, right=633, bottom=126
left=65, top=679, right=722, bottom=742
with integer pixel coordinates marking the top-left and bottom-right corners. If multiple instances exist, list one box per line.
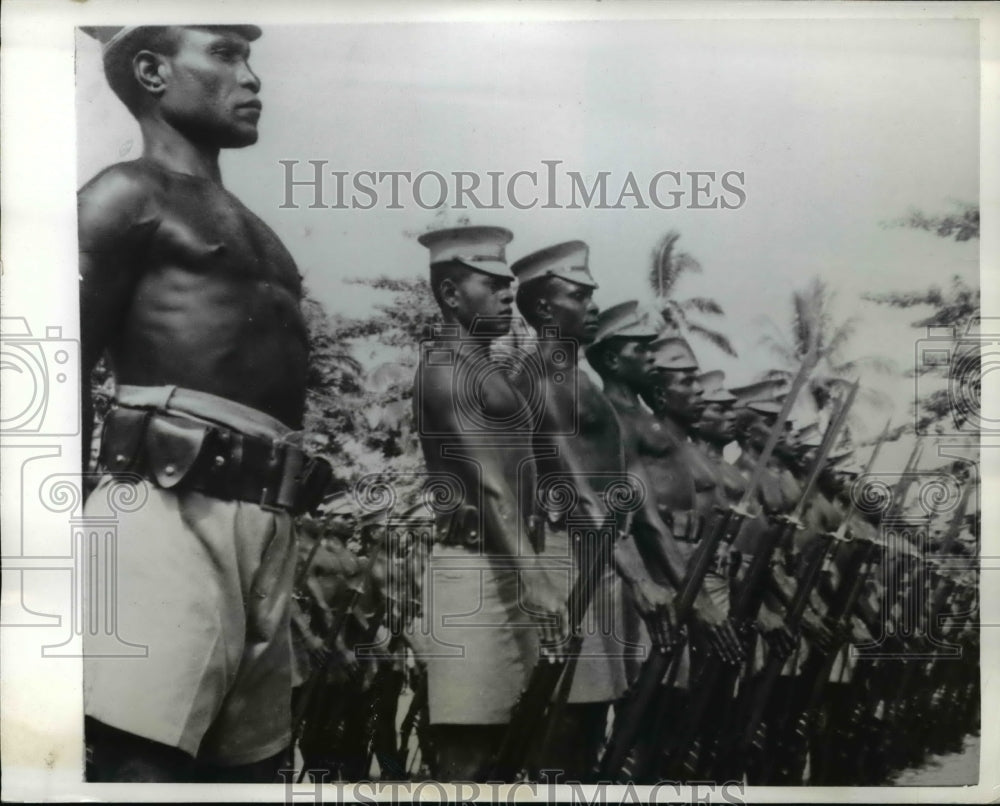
left=220, top=126, right=260, bottom=148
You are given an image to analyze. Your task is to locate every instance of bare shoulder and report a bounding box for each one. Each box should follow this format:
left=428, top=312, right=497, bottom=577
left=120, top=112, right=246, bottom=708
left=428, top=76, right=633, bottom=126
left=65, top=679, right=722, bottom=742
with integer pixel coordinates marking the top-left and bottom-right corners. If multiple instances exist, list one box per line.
left=77, top=160, right=164, bottom=244
left=78, top=159, right=166, bottom=206
left=414, top=354, right=456, bottom=408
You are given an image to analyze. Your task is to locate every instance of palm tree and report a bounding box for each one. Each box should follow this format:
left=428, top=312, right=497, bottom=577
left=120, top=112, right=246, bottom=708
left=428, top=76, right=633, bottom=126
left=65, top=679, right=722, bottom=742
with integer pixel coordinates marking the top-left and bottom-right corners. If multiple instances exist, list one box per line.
left=757, top=277, right=895, bottom=430
left=647, top=230, right=736, bottom=356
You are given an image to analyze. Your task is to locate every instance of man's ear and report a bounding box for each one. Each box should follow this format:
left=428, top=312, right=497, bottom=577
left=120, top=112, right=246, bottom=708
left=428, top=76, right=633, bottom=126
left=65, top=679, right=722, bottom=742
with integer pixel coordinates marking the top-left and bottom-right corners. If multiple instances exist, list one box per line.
left=534, top=297, right=552, bottom=323
left=439, top=277, right=460, bottom=311
left=133, top=50, right=168, bottom=98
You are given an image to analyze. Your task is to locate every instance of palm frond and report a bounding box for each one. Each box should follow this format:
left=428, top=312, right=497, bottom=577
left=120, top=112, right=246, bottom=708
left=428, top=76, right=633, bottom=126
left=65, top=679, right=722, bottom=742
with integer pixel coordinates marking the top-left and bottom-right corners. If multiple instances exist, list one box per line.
left=680, top=297, right=725, bottom=316
left=686, top=323, right=738, bottom=357
left=648, top=231, right=682, bottom=298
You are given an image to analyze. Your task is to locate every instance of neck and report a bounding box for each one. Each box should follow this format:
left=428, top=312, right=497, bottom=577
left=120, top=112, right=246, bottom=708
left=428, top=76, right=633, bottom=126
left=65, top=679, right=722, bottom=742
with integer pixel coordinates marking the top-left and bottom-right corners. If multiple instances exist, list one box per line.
left=602, top=377, right=641, bottom=409
left=697, top=438, right=726, bottom=460
left=440, top=312, right=492, bottom=353
left=140, top=117, right=222, bottom=182
left=656, top=409, right=690, bottom=441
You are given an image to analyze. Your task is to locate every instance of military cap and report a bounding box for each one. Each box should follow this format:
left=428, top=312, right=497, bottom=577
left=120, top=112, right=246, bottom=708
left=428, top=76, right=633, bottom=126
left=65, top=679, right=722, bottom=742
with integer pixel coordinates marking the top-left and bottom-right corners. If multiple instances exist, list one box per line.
left=795, top=422, right=823, bottom=448
left=746, top=399, right=783, bottom=418
left=417, top=225, right=514, bottom=279
left=825, top=449, right=853, bottom=466
left=590, top=300, right=660, bottom=346
left=511, top=240, right=597, bottom=289
left=649, top=325, right=699, bottom=372
left=730, top=379, right=788, bottom=410
left=837, top=458, right=866, bottom=477
left=82, top=25, right=263, bottom=58
left=698, top=370, right=737, bottom=404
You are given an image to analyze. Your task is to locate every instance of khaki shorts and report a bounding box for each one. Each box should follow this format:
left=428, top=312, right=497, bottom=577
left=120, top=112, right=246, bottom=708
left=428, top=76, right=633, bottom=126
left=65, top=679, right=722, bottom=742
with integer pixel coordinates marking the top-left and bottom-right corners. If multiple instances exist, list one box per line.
left=410, top=544, right=539, bottom=726
left=83, top=477, right=297, bottom=766
left=542, top=525, right=629, bottom=704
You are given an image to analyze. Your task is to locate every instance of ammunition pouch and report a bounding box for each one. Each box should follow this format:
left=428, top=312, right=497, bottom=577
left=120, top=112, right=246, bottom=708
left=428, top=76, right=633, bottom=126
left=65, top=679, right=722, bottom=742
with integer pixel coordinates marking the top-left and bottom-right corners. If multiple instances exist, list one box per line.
left=660, top=506, right=701, bottom=543
left=98, top=405, right=333, bottom=515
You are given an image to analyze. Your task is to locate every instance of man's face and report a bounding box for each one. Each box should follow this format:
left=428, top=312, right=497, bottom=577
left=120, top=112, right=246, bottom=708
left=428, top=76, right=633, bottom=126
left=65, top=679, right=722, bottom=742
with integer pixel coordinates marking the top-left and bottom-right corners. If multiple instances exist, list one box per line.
left=450, top=270, right=515, bottom=338
left=774, top=423, right=800, bottom=460
left=537, top=278, right=599, bottom=344
left=158, top=27, right=262, bottom=148
left=695, top=401, right=735, bottom=443
left=746, top=414, right=775, bottom=452
left=613, top=339, right=655, bottom=390
left=645, top=369, right=704, bottom=423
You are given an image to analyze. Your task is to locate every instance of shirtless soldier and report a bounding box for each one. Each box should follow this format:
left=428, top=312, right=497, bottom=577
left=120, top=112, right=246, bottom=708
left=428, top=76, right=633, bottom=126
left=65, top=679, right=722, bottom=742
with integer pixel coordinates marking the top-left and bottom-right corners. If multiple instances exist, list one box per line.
left=510, top=241, right=673, bottom=779
left=585, top=307, right=743, bottom=663
left=79, top=26, right=330, bottom=781
left=411, top=226, right=565, bottom=781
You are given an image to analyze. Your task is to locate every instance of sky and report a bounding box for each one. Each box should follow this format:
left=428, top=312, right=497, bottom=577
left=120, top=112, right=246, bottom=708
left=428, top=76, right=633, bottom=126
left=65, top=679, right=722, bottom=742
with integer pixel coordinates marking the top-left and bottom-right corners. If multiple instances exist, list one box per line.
left=74, top=19, right=981, bottom=443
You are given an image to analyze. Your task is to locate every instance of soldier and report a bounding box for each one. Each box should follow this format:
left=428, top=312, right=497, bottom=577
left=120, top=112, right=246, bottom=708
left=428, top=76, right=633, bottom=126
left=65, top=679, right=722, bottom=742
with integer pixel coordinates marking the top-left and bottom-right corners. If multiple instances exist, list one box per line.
left=79, top=26, right=332, bottom=782
left=411, top=226, right=565, bottom=781
left=510, top=242, right=673, bottom=779
left=584, top=304, right=743, bottom=662
left=639, top=335, right=732, bottom=616
left=690, top=371, right=746, bottom=506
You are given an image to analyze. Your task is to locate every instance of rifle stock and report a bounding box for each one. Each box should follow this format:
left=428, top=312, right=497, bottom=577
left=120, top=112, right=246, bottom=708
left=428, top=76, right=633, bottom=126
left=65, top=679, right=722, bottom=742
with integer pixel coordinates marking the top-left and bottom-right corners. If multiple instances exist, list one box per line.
left=597, top=507, right=741, bottom=781
left=486, top=522, right=611, bottom=782
left=681, top=516, right=796, bottom=780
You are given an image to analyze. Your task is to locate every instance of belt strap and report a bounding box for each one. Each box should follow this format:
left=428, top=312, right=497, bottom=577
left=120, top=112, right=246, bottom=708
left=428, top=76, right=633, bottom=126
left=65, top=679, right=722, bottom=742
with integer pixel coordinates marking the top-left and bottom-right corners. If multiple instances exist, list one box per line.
left=116, top=385, right=293, bottom=442
left=100, top=406, right=331, bottom=515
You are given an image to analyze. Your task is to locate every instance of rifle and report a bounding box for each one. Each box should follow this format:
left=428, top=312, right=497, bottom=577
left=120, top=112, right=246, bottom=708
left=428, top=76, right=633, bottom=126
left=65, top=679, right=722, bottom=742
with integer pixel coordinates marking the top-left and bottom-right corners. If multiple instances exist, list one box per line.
left=597, top=508, right=741, bottom=780
left=599, top=349, right=823, bottom=781
left=486, top=520, right=613, bottom=782
left=685, top=385, right=866, bottom=780
left=938, top=479, right=973, bottom=557
left=679, top=404, right=868, bottom=780
left=723, top=381, right=859, bottom=782
left=807, top=441, right=965, bottom=776
left=291, top=525, right=385, bottom=773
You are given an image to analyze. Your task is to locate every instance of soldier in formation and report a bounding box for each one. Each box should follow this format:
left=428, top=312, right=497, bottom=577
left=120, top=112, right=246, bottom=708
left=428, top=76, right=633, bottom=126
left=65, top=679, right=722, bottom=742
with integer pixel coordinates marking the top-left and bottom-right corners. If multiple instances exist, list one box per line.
left=288, top=226, right=979, bottom=788
left=80, top=22, right=977, bottom=782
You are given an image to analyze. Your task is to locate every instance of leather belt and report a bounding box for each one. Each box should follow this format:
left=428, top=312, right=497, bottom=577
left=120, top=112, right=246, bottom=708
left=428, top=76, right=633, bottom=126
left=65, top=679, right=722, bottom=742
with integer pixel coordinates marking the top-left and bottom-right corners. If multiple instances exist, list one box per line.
left=659, top=506, right=701, bottom=543
left=99, top=405, right=332, bottom=515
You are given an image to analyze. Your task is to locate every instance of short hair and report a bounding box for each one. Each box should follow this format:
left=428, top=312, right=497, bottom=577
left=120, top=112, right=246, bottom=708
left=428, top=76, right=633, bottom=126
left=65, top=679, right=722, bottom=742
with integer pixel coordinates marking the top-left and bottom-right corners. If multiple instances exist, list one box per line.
left=103, top=26, right=183, bottom=116
left=429, top=261, right=474, bottom=310
left=514, top=276, right=558, bottom=328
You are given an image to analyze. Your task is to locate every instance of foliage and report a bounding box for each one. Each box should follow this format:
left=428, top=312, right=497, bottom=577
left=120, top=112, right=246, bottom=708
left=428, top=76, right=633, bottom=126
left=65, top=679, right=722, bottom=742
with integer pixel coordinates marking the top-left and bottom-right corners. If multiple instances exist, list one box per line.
left=866, top=204, right=981, bottom=436
left=647, top=230, right=737, bottom=357
left=757, top=277, right=895, bottom=416
left=863, top=274, right=980, bottom=331
left=882, top=202, right=979, bottom=242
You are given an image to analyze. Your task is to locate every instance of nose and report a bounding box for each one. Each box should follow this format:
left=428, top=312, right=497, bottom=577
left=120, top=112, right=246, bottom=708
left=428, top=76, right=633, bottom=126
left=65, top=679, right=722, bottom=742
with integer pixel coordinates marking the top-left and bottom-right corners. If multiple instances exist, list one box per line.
left=499, top=284, right=514, bottom=305
left=587, top=298, right=599, bottom=316
left=239, top=60, right=261, bottom=93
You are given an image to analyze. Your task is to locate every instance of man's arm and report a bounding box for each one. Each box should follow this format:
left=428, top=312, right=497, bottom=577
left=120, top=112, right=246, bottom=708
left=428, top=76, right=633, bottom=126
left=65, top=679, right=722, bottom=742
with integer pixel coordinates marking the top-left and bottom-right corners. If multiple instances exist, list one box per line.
left=77, top=166, right=155, bottom=468
left=417, top=370, right=565, bottom=631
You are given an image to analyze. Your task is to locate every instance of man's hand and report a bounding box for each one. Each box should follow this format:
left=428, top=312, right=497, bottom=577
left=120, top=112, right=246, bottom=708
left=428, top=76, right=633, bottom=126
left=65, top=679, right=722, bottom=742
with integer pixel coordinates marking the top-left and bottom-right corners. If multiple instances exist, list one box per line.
left=629, top=577, right=677, bottom=649
left=692, top=592, right=745, bottom=666
left=800, top=609, right=836, bottom=654
left=523, top=569, right=569, bottom=650
left=756, top=607, right=797, bottom=660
